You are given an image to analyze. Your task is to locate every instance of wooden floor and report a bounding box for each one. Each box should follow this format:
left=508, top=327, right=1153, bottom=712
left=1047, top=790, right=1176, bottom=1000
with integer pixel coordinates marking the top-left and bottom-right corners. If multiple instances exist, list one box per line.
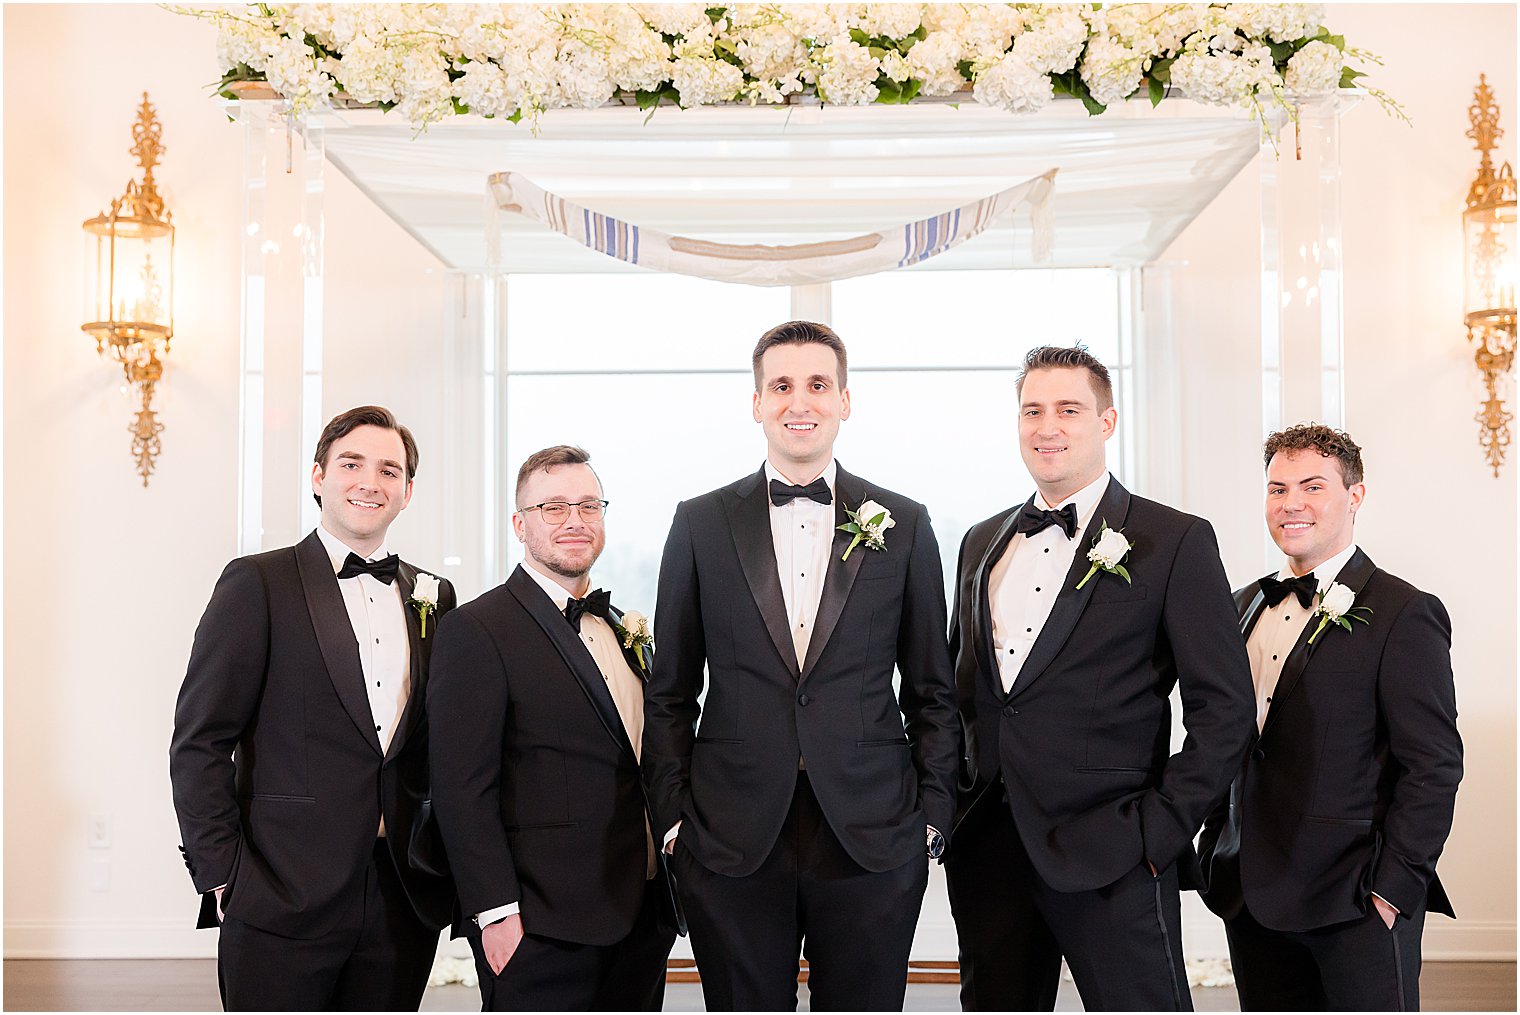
left=3, top=959, right=1515, bottom=1011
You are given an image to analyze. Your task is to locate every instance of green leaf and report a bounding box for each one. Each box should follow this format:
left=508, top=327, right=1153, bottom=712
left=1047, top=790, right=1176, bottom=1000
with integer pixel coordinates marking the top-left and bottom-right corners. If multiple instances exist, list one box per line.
left=1113, top=564, right=1132, bottom=584
left=900, top=78, right=923, bottom=103
left=849, top=27, right=872, bottom=46
left=866, top=511, right=887, bottom=528
left=1267, top=39, right=1294, bottom=64
left=705, top=6, right=727, bottom=24
left=1149, top=57, right=1173, bottom=84
left=1325, top=33, right=1346, bottom=50
left=868, top=45, right=889, bottom=59
left=1338, top=67, right=1366, bottom=89
left=451, top=97, right=470, bottom=115
left=1148, top=75, right=1165, bottom=107
left=506, top=109, right=524, bottom=124
left=956, top=59, right=975, bottom=80
left=635, top=88, right=662, bottom=110
left=875, top=78, right=903, bottom=104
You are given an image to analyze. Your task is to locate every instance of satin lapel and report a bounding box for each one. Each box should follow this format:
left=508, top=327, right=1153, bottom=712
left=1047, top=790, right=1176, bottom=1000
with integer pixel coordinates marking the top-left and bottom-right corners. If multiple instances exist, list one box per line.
left=801, top=466, right=869, bottom=680
left=971, top=506, right=1025, bottom=700
left=385, top=562, right=425, bottom=761
left=508, top=567, right=635, bottom=758
left=1238, top=582, right=1270, bottom=641
left=1260, top=548, right=1377, bottom=738
left=724, top=466, right=799, bottom=676
left=295, top=532, right=383, bottom=756
left=1008, top=479, right=1132, bottom=701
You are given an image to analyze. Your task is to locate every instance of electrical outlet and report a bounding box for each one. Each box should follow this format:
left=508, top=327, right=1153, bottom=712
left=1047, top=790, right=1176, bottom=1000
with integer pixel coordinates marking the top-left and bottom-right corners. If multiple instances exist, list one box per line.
left=88, top=813, right=113, bottom=849
left=90, top=859, right=111, bottom=892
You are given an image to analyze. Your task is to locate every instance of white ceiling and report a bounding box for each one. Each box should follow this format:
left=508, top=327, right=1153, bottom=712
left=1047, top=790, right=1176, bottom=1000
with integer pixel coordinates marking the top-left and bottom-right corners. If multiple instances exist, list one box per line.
left=312, top=97, right=1269, bottom=275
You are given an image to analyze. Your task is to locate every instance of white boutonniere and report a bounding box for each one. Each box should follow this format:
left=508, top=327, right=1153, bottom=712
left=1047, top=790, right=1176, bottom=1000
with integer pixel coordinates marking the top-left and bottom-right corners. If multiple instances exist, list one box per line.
left=1307, top=582, right=1372, bottom=644
left=408, top=573, right=441, bottom=638
left=614, top=609, right=653, bottom=672
left=1076, top=523, right=1132, bottom=590
left=838, top=498, right=895, bottom=562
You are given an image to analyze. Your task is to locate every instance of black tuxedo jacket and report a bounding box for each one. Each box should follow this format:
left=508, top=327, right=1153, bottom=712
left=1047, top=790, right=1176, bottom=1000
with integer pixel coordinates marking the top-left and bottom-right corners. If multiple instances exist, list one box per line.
left=643, top=464, right=960, bottom=876
left=428, top=565, right=677, bottom=946
left=952, top=478, right=1255, bottom=893
left=1198, top=549, right=1463, bottom=931
left=169, top=530, right=457, bottom=937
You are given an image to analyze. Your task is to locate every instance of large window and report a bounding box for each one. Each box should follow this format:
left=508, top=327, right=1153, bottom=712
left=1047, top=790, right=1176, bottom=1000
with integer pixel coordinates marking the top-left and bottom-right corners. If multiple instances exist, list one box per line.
left=502, top=268, right=1133, bottom=611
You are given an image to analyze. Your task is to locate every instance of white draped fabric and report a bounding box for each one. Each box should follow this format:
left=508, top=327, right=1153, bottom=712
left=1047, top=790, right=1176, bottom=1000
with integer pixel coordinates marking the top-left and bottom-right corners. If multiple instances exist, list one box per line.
left=486, top=169, right=1056, bottom=286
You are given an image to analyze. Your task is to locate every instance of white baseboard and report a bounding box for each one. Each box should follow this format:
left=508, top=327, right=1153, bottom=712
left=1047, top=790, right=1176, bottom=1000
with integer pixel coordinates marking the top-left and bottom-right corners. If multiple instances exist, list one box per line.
left=5, top=917, right=1515, bottom=962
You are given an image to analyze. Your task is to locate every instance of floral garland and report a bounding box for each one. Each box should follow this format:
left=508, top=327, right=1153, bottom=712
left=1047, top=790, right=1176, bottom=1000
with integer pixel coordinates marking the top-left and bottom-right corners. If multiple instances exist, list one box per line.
left=185, top=4, right=1391, bottom=126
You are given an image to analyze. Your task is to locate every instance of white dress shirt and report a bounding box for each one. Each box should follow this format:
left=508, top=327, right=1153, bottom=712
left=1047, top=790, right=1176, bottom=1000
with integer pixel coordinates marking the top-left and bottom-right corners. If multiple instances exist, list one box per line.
left=1245, top=541, right=1357, bottom=732
left=477, top=562, right=653, bottom=928
left=988, top=473, right=1111, bottom=693
left=317, top=522, right=411, bottom=760
left=765, top=459, right=838, bottom=668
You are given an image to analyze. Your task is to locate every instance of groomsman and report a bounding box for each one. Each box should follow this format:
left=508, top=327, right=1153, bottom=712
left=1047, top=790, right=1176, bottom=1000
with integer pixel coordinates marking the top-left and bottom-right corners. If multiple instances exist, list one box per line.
left=170, top=405, right=456, bottom=1010
left=1198, top=424, right=1462, bottom=1011
left=429, top=445, right=678, bottom=1011
left=643, top=321, right=960, bottom=1010
left=946, top=345, right=1255, bottom=1011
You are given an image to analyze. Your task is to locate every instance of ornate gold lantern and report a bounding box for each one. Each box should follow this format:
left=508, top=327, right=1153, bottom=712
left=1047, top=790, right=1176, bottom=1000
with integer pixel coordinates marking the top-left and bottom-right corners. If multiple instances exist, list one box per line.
left=1463, top=75, right=1517, bottom=477
left=83, top=92, right=175, bottom=486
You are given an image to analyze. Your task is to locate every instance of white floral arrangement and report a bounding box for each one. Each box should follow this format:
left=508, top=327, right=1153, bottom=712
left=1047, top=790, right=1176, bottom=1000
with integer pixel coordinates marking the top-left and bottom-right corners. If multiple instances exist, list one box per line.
left=177, top=4, right=1393, bottom=127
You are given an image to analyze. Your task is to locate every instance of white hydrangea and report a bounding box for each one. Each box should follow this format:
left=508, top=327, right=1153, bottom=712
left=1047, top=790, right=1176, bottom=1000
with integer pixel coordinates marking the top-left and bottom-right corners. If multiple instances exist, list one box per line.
left=973, top=51, right=1052, bottom=114
left=670, top=55, right=744, bottom=106
left=960, top=4, right=1024, bottom=64
left=453, top=59, right=513, bottom=117
left=813, top=32, right=881, bottom=105
left=1227, top=3, right=1326, bottom=43
left=333, top=36, right=404, bottom=104
left=262, top=36, right=337, bottom=114
left=855, top=3, right=925, bottom=40
left=731, top=18, right=809, bottom=85
left=390, top=45, right=454, bottom=123
left=878, top=50, right=909, bottom=83
left=905, top=31, right=967, bottom=96
left=1283, top=39, right=1343, bottom=95
left=1171, top=42, right=1279, bottom=107
left=555, top=41, right=616, bottom=109
left=632, top=3, right=711, bottom=38
left=1080, top=35, right=1145, bottom=107
left=217, top=18, right=281, bottom=71
left=1090, top=3, right=1203, bottom=57
left=1014, top=6, right=1088, bottom=75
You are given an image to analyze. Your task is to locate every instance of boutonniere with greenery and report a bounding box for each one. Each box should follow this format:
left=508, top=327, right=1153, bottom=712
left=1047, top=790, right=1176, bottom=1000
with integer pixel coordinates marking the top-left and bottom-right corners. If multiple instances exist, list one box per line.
left=1076, top=523, right=1133, bottom=590
left=614, top=609, right=653, bottom=673
left=408, top=573, right=441, bottom=637
left=1307, top=582, right=1372, bottom=644
left=838, top=498, right=895, bottom=562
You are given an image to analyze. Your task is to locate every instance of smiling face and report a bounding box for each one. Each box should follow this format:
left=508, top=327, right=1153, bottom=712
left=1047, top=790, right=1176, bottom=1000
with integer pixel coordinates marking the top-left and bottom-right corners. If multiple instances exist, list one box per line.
left=1265, top=449, right=1364, bottom=576
left=752, top=341, right=851, bottom=482
left=311, top=424, right=413, bottom=556
left=512, top=462, right=606, bottom=593
left=1018, top=366, right=1116, bottom=504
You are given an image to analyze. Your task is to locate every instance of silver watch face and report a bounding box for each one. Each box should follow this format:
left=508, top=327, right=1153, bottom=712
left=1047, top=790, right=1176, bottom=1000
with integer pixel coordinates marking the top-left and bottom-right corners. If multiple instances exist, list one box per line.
left=927, top=833, right=945, bottom=858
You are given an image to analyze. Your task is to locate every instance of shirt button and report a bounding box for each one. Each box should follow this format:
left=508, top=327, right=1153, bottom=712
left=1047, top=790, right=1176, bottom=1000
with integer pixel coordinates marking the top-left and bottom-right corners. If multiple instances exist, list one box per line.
left=800, top=573, right=805, bottom=578
left=375, top=725, right=381, bottom=732
left=1008, top=648, right=1016, bottom=655
left=375, top=638, right=380, bottom=644
left=1035, top=587, right=1041, bottom=592
left=1043, top=548, right=1050, bottom=554
left=1026, top=627, right=1033, bottom=633
left=375, top=681, right=380, bottom=688
left=1272, top=654, right=1278, bottom=661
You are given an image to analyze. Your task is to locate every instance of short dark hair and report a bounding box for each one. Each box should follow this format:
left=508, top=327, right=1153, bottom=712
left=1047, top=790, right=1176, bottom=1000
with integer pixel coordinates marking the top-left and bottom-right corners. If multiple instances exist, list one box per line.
left=1263, top=423, right=1364, bottom=486
left=751, top=320, right=848, bottom=391
left=312, top=405, right=419, bottom=507
left=515, top=445, right=594, bottom=506
left=1015, top=345, right=1114, bottom=412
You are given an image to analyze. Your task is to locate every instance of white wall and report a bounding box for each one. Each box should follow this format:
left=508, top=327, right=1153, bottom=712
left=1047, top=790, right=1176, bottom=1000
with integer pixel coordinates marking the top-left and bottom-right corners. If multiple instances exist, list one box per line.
left=1158, top=3, right=1517, bottom=960
left=4, top=2, right=1515, bottom=964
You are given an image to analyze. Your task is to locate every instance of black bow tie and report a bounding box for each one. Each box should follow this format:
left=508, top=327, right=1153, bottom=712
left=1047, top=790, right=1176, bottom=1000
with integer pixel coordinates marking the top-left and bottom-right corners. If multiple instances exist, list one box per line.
left=1259, top=573, right=1318, bottom=610
left=769, top=477, right=832, bottom=507
left=336, top=552, right=400, bottom=584
left=1015, top=501, right=1079, bottom=540
left=564, top=588, right=613, bottom=631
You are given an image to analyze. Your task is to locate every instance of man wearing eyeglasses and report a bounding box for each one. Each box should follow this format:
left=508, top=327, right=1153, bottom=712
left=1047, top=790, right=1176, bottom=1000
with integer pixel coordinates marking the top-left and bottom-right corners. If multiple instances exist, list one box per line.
left=428, top=445, right=678, bottom=1011
left=643, top=321, right=960, bottom=1010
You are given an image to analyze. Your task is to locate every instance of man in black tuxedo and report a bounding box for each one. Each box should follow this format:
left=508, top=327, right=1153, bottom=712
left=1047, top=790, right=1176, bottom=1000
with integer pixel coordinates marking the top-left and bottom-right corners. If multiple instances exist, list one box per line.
left=170, top=405, right=456, bottom=1011
left=946, top=345, right=1255, bottom=1011
left=643, top=320, right=959, bottom=1011
left=1198, top=424, right=1462, bottom=1011
left=428, top=445, right=677, bottom=1011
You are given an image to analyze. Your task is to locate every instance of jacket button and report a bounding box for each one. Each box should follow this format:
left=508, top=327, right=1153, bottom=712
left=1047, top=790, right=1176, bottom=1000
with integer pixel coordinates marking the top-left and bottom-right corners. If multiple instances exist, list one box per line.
left=1253, top=747, right=1266, bottom=761
left=798, top=693, right=810, bottom=706
left=1002, top=705, right=1015, bottom=717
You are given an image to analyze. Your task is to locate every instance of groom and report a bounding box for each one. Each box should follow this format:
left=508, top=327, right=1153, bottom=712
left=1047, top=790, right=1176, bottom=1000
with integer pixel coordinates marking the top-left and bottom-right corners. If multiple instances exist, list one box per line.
left=170, top=405, right=455, bottom=1010
left=642, top=320, right=959, bottom=1010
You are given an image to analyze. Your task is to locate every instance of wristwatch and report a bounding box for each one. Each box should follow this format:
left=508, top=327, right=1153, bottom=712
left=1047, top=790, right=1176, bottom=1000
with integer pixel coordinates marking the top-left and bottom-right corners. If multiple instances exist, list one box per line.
left=926, top=827, right=945, bottom=860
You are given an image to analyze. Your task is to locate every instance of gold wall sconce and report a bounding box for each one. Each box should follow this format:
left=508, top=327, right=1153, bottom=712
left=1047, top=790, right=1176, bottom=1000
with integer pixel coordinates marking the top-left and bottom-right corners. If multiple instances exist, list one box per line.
left=1463, top=74, right=1517, bottom=478
left=83, top=92, right=174, bottom=486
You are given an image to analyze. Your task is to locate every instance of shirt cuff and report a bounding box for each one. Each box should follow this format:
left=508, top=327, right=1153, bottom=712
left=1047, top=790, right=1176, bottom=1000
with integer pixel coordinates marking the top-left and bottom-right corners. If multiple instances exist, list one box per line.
left=475, top=902, right=519, bottom=927
left=662, top=822, right=681, bottom=853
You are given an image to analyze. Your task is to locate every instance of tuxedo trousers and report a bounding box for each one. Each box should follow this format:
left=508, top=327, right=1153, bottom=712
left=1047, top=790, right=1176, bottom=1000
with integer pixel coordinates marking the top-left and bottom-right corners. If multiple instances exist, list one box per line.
left=1225, top=902, right=1426, bottom=1011
left=216, top=839, right=439, bottom=1011
left=945, top=781, right=1191, bottom=1012
left=673, top=771, right=928, bottom=1012
left=469, top=875, right=676, bottom=1012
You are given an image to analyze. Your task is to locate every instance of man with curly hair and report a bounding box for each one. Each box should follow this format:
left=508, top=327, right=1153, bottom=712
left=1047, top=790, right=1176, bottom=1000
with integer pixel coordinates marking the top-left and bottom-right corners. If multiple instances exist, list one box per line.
left=1199, top=423, right=1463, bottom=1010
